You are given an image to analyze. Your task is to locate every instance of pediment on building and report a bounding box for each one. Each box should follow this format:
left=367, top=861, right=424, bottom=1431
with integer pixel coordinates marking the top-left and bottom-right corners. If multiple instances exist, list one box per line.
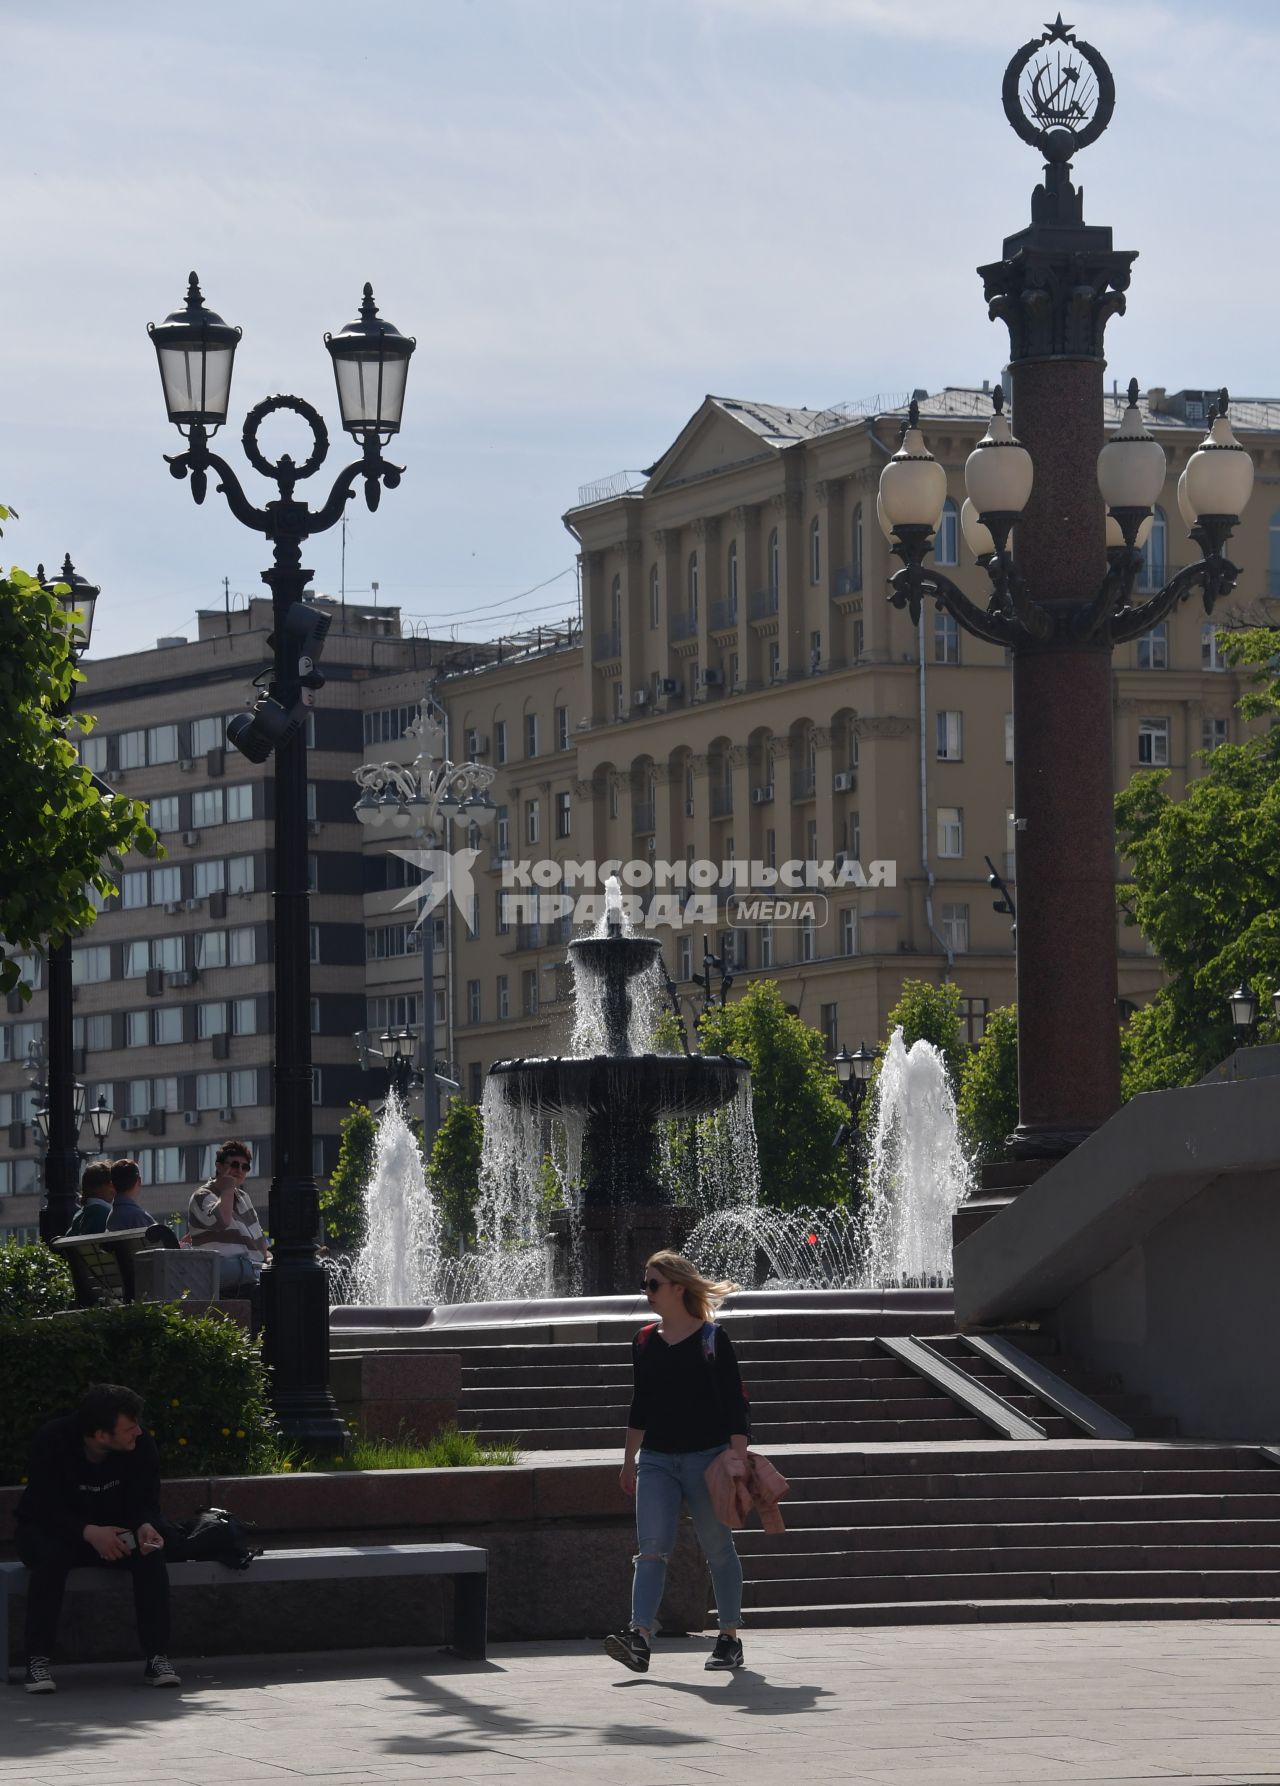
left=645, top=396, right=825, bottom=498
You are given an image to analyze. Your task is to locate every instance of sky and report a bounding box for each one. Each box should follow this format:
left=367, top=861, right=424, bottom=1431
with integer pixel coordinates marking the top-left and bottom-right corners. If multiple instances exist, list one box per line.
left=5, top=0, right=1280, bottom=661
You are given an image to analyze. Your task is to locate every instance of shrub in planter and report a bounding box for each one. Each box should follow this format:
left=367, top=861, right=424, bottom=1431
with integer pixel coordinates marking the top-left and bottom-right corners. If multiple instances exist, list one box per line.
left=0, top=1242, right=75, bottom=1319
left=0, top=1301, right=277, bottom=1486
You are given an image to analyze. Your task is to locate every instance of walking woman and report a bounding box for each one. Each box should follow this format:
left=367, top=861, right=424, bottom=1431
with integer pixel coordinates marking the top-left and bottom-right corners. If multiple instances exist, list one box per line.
left=605, top=1249, right=749, bottom=1674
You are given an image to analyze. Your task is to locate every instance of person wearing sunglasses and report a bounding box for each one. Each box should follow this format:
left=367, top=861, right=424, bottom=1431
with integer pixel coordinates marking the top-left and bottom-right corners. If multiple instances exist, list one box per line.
left=186, top=1140, right=269, bottom=1296
left=604, top=1249, right=749, bottom=1676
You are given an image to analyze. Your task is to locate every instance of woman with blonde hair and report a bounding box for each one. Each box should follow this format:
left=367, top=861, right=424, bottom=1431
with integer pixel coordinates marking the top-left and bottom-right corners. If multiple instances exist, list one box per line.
left=605, top=1249, right=750, bottom=1675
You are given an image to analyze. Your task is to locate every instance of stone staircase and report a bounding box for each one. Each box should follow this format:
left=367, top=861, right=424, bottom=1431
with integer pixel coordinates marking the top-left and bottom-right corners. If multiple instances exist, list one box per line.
left=341, top=1293, right=1280, bottom=1625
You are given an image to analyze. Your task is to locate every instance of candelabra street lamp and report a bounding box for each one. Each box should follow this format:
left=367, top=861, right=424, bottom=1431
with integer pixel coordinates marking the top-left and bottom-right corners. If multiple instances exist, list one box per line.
left=833, top=1040, right=877, bottom=1176
left=150, top=272, right=416, bottom=1447
left=378, top=1027, right=418, bottom=1103
left=877, top=18, right=1255, bottom=1159
left=36, top=557, right=102, bottom=1242
left=353, top=697, right=496, bottom=1153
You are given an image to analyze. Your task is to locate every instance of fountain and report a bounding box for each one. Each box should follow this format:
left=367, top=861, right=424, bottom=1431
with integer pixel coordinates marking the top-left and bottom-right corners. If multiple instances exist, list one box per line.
left=485, top=878, right=752, bottom=1294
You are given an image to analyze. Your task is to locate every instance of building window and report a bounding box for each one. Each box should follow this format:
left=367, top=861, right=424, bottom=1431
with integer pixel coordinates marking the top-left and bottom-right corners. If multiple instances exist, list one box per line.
left=934, top=611, right=960, bottom=664
left=191, top=715, right=225, bottom=754
left=228, top=854, right=254, bottom=894
left=230, top=1068, right=256, bottom=1107
left=936, top=711, right=963, bottom=760
left=148, top=795, right=179, bottom=833
left=227, top=784, right=253, bottom=823
left=123, top=871, right=149, bottom=910
left=688, top=552, right=699, bottom=622
left=1137, top=717, right=1170, bottom=766
left=841, top=908, right=857, bottom=956
left=193, top=859, right=225, bottom=898
left=852, top=503, right=863, bottom=582
left=192, top=788, right=224, bottom=828
left=467, top=979, right=481, bottom=1024
left=79, top=734, right=108, bottom=773
left=196, top=931, right=227, bottom=970
left=525, top=713, right=539, bottom=759
left=809, top=516, right=821, bottom=584
left=232, top=997, right=257, bottom=1035
left=363, top=706, right=417, bottom=747
left=522, top=968, right=539, bottom=1016
left=765, top=827, right=776, bottom=871
left=800, top=917, right=816, bottom=962
left=497, top=974, right=509, bottom=1020
left=1201, top=716, right=1228, bottom=755
left=1137, top=621, right=1169, bottom=670
left=123, top=940, right=149, bottom=979
left=525, top=799, right=540, bottom=846
left=311, top=1068, right=322, bottom=1106
left=768, top=641, right=781, bottom=680
left=198, top=1001, right=228, bottom=1038
left=152, top=866, right=181, bottom=904
left=125, top=1011, right=149, bottom=1048
left=937, top=806, right=963, bottom=858
left=495, top=720, right=508, bottom=765
left=759, top=925, right=773, bottom=969
left=959, top=996, right=989, bottom=1043
left=1004, top=713, right=1014, bottom=764
left=768, top=528, right=779, bottom=594
left=820, top=1003, right=839, bottom=1052
left=495, top=891, right=510, bottom=936
left=365, top=923, right=413, bottom=960
left=154, top=935, right=183, bottom=973
left=74, top=1012, right=111, bottom=1052
left=1138, top=506, right=1167, bottom=591
left=118, top=730, right=146, bottom=769
left=309, top=996, right=320, bottom=1035
left=1202, top=623, right=1225, bottom=671
left=852, top=618, right=864, bottom=662
left=153, top=1007, right=183, bottom=1045
left=147, top=725, right=179, bottom=764
left=941, top=902, right=970, bottom=954
left=935, top=498, right=959, bottom=567
left=614, top=680, right=625, bottom=721
left=555, top=790, right=572, bottom=839
left=555, top=705, right=569, bottom=751
left=727, top=541, right=738, bottom=613
left=678, top=935, right=693, bottom=980
left=649, top=564, right=660, bottom=629
left=71, top=944, right=110, bottom=985
left=809, top=630, right=822, bottom=673
left=196, top=1072, right=229, bottom=1112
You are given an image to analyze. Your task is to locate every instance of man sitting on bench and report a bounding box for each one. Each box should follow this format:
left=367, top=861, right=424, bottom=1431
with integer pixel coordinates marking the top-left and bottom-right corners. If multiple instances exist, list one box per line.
left=14, top=1384, right=180, bottom=1694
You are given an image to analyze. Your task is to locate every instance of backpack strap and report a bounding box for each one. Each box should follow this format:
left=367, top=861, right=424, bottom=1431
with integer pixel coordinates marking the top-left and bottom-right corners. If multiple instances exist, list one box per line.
left=701, top=1321, right=718, bottom=1365
left=635, top=1322, right=659, bottom=1348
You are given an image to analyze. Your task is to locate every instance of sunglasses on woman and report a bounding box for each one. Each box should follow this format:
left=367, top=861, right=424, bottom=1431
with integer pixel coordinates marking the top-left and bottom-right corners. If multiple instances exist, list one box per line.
left=642, top=1278, right=667, bottom=1293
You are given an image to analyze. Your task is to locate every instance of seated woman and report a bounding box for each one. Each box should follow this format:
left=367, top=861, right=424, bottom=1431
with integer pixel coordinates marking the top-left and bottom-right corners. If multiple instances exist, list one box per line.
left=66, top=1160, right=116, bottom=1235
left=186, top=1140, right=270, bottom=1295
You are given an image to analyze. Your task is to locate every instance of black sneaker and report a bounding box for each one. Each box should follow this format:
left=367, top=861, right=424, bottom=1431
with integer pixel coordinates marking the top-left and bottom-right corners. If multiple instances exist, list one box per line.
left=24, top=1656, right=55, bottom=1694
left=144, top=1654, right=181, bottom=1689
left=604, top=1627, right=650, bottom=1673
left=705, top=1632, right=744, bottom=1671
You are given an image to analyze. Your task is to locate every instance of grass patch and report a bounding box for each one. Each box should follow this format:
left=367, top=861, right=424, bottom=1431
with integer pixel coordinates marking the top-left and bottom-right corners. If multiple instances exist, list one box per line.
left=266, top=1422, right=521, bottom=1474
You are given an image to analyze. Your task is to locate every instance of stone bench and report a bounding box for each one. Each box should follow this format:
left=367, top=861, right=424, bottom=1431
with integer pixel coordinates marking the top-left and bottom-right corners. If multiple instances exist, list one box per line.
left=2, top=1541, right=488, bottom=1668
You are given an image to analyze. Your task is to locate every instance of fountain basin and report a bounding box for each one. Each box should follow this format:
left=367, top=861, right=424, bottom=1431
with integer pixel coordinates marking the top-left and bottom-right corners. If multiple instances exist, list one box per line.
left=488, top=1052, right=749, bottom=1120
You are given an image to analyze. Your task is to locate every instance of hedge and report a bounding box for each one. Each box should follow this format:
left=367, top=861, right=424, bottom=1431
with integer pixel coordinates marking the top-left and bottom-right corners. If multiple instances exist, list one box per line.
left=0, top=1242, right=75, bottom=1319
left=0, top=1301, right=278, bottom=1486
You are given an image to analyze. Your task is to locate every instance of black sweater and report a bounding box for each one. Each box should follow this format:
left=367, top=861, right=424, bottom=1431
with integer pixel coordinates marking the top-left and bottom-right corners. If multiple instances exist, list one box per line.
left=14, top=1415, right=163, bottom=1546
left=627, top=1322, right=751, bottom=1453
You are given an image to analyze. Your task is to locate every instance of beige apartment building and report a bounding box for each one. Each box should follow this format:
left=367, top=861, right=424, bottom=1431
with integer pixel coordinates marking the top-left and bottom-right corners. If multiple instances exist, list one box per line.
left=2, top=382, right=1275, bottom=1240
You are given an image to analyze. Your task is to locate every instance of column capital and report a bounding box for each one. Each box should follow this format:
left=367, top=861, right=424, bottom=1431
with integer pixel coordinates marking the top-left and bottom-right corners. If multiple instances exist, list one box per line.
left=855, top=715, right=913, bottom=739
left=771, top=488, right=803, bottom=514
left=726, top=743, right=749, bottom=768
left=693, top=516, right=722, bottom=543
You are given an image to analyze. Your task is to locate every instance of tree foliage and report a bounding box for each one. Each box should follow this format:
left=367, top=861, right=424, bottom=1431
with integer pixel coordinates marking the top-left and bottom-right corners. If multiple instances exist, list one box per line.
left=322, top=1104, right=378, bottom=1253
left=957, top=1004, right=1019, bottom=1164
left=881, top=978, right=969, bottom=1089
left=0, top=551, right=156, bottom=994
left=428, top=1098, right=484, bottom=1248
left=1115, top=628, right=1280, bottom=1094
left=696, top=980, right=849, bottom=1209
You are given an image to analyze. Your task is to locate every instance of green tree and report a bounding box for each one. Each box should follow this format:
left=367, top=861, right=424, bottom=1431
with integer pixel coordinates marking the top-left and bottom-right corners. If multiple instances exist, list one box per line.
left=427, top=1099, right=484, bottom=1248
left=323, top=1104, right=377, bottom=1253
left=881, top=978, right=968, bottom=1088
left=1115, top=627, right=1280, bottom=1094
left=957, top=1004, right=1019, bottom=1164
left=696, top=980, right=849, bottom=1210
left=0, top=551, right=156, bottom=994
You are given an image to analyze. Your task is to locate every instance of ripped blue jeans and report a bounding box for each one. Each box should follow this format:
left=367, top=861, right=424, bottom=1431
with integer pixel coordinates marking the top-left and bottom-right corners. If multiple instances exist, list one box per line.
left=632, top=1445, right=743, bottom=1633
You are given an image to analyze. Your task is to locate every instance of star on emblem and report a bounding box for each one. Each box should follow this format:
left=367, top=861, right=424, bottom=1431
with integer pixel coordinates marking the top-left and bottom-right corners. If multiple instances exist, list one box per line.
left=1043, top=13, right=1075, bottom=42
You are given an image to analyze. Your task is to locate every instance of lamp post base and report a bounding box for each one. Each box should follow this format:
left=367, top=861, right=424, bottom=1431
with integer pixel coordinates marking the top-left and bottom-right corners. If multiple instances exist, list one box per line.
left=1007, top=1123, right=1100, bottom=1161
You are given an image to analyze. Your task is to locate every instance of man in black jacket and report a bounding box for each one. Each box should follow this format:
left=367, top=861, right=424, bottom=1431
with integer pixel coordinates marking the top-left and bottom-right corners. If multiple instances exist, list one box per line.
left=14, top=1383, right=180, bottom=1693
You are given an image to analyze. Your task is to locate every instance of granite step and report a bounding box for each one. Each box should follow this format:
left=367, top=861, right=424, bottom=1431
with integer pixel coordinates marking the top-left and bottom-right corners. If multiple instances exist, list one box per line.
left=740, top=1542, right=1280, bottom=1581
left=739, top=1596, right=1280, bottom=1629
left=743, top=1567, right=1280, bottom=1608
left=742, top=1492, right=1280, bottom=1529
left=735, top=1516, right=1280, bottom=1552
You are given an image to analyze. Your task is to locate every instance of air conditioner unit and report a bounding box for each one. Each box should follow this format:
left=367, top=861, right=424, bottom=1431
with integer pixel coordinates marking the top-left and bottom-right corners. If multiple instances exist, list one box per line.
left=307, top=819, right=323, bottom=835
left=466, top=732, right=490, bottom=756
left=218, top=1107, right=235, bottom=1122
left=183, top=830, right=200, bottom=846
left=631, top=689, right=649, bottom=706
left=120, top=1114, right=146, bottom=1133
left=185, top=897, right=202, bottom=912
left=833, top=771, right=857, bottom=793
left=751, top=784, right=775, bottom=806
left=179, top=758, right=194, bottom=772
left=684, top=800, right=695, bottom=818
left=660, top=678, right=680, bottom=696
left=183, top=1110, right=201, bottom=1126
left=163, top=901, right=181, bottom=915
left=167, top=970, right=196, bottom=988
left=703, top=668, right=724, bottom=687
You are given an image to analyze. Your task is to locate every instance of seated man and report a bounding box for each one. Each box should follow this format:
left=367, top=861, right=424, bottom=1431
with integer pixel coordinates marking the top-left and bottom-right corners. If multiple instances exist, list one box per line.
left=65, top=1160, right=116, bottom=1235
left=105, top=1158, right=157, bottom=1231
left=187, top=1140, right=270, bottom=1296
left=14, top=1383, right=180, bottom=1693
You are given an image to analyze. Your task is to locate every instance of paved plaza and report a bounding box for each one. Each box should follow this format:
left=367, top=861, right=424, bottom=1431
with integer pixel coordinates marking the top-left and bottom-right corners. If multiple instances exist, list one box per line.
left=5, top=1620, right=1280, bottom=1786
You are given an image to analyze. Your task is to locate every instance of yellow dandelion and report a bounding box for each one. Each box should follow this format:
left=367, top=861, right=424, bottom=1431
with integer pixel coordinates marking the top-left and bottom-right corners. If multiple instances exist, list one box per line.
left=178, top=1437, right=188, bottom=1446
left=235, top=1428, right=245, bottom=1438
left=221, top=1427, right=231, bottom=1436
left=170, top=1397, right=180, bottom=1407
left=281, top=1460, right=293, bottom=1472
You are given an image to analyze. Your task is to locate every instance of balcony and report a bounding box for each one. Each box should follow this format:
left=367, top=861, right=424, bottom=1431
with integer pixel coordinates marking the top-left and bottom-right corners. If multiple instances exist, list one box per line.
left=834, top=566, right=863, bottom=597
left=633, top=802, right=656, bottom=835
left=711, top=786, right=733, bottom=819
left=791, top=769, right=817, bottom=801
left=710, top=598, right=739, bottom=633
left=515, top=923, right=544, bottom=951
left=669, top=609, right=699, bottom=642
left=592, top=627, right=622, bottom=663
left=748, top=588, right=779, bottom=622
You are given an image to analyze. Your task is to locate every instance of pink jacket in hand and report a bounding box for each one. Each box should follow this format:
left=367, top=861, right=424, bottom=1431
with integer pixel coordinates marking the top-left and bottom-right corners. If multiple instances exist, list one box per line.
left=704, top=1447, right=790, bottom=1534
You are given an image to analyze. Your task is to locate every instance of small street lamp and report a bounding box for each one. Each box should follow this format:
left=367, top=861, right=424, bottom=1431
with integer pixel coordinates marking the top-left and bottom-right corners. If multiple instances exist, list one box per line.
left=353, top=696, right=496, bottom=1153
left=833, top=1041, right=877, bottom=1177
left=378, top=1027, right=418, bottom=1103
left=35, top=557, right=101, bottom=1242
left=87, top=1093, right=115, bottom=1149
left=149, top=271, right=415, bottom=1449
left=1227, top=981, right=1258, bottom=1046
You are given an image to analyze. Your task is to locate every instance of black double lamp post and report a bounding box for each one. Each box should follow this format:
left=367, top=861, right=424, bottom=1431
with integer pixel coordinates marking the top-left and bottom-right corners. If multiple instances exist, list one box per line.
left=874, top=16, right=1256, bottom=1160
left=832, top=1041, right=876, bottom=1171
left=148, top=273, right=415, bottom=1447
left=378, top=1027, right=419, bottom=1104
left=37, top=558, right=116, bottom=1240
left=1227, top=981, right=1280, bottom=1049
